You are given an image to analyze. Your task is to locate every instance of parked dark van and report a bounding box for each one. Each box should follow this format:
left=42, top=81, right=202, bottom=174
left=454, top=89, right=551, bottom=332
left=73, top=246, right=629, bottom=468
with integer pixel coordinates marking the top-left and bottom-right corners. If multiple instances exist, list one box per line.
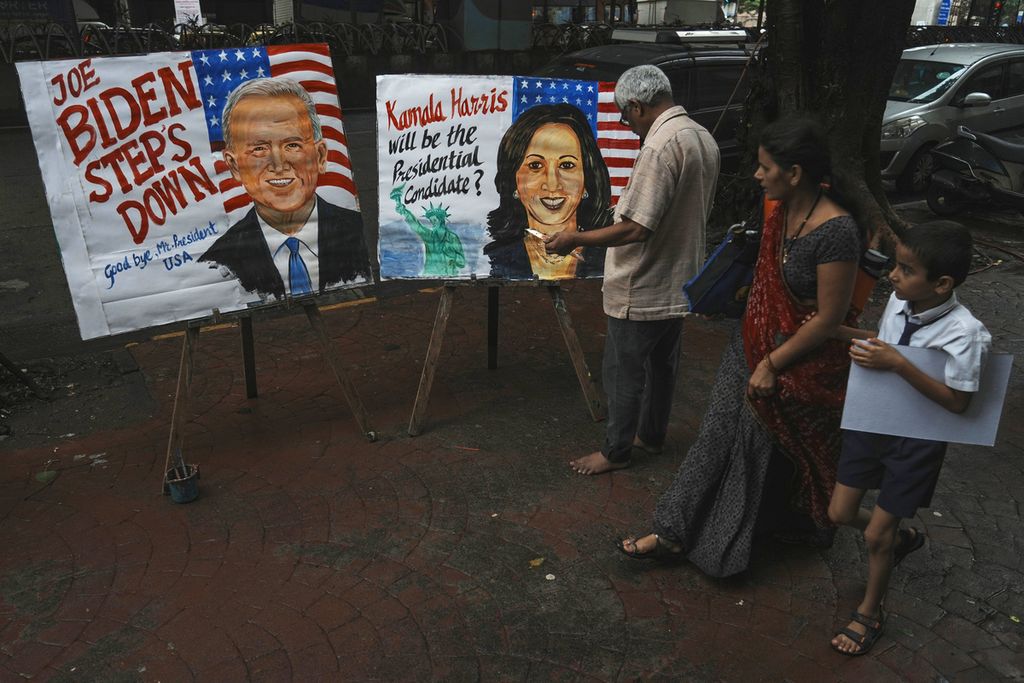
left=533, top=30, right=758, bottom=171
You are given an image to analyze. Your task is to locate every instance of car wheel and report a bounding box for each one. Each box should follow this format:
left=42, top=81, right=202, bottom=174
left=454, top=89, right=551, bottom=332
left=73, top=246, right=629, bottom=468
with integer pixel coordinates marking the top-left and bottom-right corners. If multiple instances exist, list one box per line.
left=925, top=182, right=964, bottom=216
left=896, top=147, right=937, bottom=194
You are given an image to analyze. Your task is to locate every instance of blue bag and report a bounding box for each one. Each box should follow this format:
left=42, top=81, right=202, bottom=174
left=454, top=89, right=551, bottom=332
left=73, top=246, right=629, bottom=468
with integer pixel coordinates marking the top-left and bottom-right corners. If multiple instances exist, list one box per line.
left=683, top=220, right=761, bottom=318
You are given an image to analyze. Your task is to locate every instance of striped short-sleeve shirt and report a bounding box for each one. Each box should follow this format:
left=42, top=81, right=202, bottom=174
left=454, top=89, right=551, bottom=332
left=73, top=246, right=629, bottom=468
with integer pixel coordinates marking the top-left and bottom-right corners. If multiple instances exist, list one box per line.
left=603, top=106, right=720, bottom=320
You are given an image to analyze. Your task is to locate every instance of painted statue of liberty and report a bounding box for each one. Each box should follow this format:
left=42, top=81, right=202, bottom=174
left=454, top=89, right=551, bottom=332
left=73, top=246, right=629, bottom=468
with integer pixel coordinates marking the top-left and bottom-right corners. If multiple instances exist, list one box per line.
left=390, top=185, right=466, bottom=277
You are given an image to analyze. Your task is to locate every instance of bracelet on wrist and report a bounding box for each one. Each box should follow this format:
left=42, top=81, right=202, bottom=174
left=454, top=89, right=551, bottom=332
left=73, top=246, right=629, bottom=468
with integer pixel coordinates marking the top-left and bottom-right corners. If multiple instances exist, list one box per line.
left=763, top=353, right=780, bottom=374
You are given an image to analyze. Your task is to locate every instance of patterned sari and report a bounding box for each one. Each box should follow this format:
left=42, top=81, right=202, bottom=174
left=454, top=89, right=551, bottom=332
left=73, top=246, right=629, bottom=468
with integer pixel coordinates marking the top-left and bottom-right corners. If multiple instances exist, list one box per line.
left=741, top=202, right=858, bottom=527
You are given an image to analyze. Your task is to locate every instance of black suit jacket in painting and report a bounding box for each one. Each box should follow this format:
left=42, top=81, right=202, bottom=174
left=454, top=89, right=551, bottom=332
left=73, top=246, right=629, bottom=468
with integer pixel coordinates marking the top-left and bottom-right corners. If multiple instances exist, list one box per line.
left=200, top=195, right=371, bottom=300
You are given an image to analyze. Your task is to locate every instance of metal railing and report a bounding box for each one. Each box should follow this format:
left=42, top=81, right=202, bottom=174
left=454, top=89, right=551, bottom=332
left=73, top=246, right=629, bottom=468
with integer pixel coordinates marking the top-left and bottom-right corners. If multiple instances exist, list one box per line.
left=906, top=25, right=1024, bottom=47
left=0, top=20, right=452, bottom=63
left=532, top=22, right=614, bottom=51
left=11, top=20, right=1018, bottom=65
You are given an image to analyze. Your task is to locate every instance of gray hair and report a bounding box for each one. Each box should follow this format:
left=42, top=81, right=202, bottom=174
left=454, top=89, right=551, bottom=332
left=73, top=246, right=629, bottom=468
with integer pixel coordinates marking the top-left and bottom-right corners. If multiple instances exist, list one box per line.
left=222, top=77, right=323, bottom=148
left=614, top=65, right=673, bottom=109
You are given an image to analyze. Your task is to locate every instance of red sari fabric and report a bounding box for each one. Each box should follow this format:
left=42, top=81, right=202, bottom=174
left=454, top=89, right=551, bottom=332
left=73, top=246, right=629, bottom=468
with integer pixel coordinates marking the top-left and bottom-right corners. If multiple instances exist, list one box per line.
left=742, top=202, right=857, bottom=527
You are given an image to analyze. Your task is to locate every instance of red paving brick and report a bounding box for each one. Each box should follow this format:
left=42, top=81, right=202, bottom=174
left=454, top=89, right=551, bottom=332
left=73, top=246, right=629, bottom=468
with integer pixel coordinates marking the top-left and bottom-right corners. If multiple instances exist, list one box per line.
left=1, top=271, right=1023, bottom=680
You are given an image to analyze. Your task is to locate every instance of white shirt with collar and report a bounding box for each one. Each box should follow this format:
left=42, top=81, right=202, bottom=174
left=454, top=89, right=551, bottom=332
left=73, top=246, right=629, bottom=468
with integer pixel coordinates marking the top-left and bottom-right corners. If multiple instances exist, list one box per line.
left=258, top=203, right=321, bottom=296
left=877, top=291, right=991, bottom=392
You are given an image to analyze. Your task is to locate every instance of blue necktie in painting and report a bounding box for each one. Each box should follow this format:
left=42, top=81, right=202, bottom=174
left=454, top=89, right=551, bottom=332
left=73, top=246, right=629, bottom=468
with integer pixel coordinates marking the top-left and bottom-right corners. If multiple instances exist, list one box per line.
left=285, top=237, right=313, bottom=296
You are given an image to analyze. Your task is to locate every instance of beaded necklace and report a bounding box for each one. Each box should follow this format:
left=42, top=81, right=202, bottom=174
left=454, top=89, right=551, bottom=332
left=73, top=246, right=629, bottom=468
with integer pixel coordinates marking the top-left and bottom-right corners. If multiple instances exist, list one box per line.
left=782, top=188, right=823, bottom=265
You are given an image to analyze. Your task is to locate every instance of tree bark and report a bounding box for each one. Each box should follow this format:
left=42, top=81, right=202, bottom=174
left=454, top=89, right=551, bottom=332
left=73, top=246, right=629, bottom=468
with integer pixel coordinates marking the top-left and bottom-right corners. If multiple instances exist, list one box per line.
left=755, top=0, right=916, bottom=249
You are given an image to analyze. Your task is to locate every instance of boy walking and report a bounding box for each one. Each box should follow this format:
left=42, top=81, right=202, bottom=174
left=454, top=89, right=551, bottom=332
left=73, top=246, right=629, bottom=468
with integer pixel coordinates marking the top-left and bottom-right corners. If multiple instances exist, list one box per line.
left=828, top=221, right=991, bottom=656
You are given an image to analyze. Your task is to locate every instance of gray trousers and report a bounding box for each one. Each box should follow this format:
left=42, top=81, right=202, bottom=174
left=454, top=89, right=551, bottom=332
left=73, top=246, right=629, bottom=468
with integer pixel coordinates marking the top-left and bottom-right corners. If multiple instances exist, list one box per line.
left=601, top=315, right=684, bottom=463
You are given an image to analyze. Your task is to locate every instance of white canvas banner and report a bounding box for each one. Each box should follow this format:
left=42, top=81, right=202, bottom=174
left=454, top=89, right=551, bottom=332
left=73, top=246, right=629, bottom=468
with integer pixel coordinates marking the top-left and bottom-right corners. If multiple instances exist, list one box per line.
left=376, top=74, right=639, bottom=281
left=842, top=347, right=1012, bottom=447
left=18, top=43, right=369, bottom=340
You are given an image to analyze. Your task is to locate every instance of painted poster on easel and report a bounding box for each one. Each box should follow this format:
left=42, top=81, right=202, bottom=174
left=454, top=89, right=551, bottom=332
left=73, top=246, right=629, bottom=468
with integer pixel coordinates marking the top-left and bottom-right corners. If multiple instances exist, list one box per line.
left=18, top=43, right=370, bottom=340
left=376, top=74, right=639, bottom=281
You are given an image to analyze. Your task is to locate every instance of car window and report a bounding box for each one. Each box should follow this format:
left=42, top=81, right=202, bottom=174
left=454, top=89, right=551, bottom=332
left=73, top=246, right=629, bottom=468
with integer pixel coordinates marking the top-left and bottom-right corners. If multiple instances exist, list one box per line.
left=957, top=62, right=1006, bottom=101
left=889, top=59, right=965, bottom=103
left=692, top=66, right=746, bottom=111
left=1007, top=59, right=1024, bottom=97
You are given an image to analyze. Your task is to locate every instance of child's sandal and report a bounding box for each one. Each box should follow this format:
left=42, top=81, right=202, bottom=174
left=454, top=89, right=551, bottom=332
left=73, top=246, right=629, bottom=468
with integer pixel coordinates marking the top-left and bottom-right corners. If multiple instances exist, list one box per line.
left=831, top=609, right=885, bottom=657
left=893, top=527, right=925, bottom=567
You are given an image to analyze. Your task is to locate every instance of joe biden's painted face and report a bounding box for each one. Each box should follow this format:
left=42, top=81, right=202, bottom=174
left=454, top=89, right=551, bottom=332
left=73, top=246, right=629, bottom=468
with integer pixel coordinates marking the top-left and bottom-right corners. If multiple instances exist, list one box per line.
left=223, top=93, right=327, bottom=226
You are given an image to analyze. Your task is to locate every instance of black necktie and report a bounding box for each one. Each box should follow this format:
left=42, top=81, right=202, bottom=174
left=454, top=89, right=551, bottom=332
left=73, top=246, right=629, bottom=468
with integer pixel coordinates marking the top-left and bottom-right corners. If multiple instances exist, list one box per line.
left=897, top=307, right=954, bottom=346
left=897, top=316, right=923, bottom=346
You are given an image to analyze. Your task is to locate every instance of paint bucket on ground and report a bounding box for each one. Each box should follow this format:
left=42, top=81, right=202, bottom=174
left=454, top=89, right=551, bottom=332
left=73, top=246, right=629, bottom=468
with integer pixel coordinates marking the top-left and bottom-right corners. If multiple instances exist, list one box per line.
left=165, top=464, right=200, bottom=503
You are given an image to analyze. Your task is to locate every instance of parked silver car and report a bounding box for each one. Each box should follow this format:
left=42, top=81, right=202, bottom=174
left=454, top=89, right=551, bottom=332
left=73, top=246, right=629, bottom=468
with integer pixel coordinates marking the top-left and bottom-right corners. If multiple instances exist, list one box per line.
left=881, top=43, right=1024, bottom=193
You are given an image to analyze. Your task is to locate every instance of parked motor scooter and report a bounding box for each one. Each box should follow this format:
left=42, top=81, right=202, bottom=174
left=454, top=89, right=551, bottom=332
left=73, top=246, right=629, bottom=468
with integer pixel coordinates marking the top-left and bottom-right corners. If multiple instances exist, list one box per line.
left=926, top=125, right=1024, bottom=216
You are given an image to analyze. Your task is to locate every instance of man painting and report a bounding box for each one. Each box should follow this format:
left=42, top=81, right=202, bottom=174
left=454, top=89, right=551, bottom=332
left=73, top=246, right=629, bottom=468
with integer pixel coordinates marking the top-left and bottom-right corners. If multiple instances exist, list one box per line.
left=544, top=64, right=721, bottom=475
left=200, top=77, right=371, bottom=299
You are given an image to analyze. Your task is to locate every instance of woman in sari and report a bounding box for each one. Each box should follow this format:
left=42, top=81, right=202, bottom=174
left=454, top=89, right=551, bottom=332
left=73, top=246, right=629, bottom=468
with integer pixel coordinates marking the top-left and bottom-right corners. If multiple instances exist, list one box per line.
left=618, top=117, right=864, bottom=577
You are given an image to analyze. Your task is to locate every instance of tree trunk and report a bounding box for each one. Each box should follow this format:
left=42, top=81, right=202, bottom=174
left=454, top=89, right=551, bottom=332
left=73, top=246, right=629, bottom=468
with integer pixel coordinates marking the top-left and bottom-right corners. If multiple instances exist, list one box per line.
left=756, top=0, right=916, bottom=249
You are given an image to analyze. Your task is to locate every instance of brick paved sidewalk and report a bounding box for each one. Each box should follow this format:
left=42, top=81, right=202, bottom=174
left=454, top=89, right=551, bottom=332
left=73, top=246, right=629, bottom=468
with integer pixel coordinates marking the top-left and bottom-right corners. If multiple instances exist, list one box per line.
left=1, top=258, right=1022, bottom=680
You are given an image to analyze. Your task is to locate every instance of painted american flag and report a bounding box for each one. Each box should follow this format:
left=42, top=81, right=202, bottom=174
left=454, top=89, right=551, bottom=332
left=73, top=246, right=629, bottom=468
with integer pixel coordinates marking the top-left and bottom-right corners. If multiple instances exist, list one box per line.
left=190, top=43, right=357, bottom=219
left=597, top=81, right=641, bottom=201
left=510, top=76, right=640, bottom=204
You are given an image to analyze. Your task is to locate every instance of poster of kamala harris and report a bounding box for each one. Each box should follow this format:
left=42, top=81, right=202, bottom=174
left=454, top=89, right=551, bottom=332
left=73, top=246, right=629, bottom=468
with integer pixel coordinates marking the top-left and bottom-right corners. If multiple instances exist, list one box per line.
left=17, top=43, right=371, bottom=340
left=376, top=75, right=639, bottom=281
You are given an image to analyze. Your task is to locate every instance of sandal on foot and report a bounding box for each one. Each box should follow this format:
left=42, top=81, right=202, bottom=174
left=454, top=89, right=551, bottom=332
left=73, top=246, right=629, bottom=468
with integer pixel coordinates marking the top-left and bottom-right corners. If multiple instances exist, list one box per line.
left=617, top=534, right=682, bottom=562
left=831, top=609, right=884, bottom=657
left=894, top=527, right=925, bottom=567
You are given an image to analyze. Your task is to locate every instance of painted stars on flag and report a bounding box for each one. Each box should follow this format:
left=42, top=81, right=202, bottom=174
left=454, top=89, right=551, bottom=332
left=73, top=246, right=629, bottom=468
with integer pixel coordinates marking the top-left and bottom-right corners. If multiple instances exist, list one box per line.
left=510, top=76, right=639, bottom=203
left=512, top=77, right=600, bottom=138
left=191, top=46, right=270, bottom=150
left=196, top=44, right=355, bottom=217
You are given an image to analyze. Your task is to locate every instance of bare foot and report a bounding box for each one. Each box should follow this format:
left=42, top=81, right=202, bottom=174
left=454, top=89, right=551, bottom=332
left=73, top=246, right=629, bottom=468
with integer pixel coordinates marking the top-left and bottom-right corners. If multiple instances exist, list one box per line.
left=569, top=451, right=630, bottom=475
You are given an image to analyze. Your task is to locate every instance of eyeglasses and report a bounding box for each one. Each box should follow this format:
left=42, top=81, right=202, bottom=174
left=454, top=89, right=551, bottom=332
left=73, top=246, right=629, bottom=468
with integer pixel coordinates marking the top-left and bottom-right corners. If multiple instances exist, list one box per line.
left=619, top=103, right=634, bottom=126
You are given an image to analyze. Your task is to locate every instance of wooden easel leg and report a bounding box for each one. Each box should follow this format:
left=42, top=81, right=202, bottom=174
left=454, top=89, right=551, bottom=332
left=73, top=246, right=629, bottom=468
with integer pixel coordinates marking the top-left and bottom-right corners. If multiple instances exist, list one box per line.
left=548, top=285, right=605, bottom=422
left=303, top=303, right=377, bottom=442
left=487, top=285, right=499, bottom=370
left=162, top=326, right=199, bottom=494
left=408, top=285, right=456, bottom=436
left=239, top=315, right=258, bottom=399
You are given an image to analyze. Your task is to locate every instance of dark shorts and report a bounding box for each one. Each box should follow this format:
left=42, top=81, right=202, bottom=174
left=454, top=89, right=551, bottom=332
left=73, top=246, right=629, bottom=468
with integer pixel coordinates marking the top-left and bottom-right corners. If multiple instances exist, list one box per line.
left=837, top=430, right=948, bottom=519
